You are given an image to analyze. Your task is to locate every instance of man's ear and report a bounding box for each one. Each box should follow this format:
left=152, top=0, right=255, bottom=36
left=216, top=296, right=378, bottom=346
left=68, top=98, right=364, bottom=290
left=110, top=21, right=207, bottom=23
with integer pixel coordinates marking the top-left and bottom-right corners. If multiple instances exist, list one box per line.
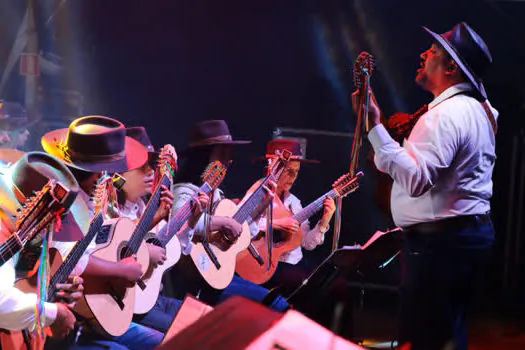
left=446, top=59, right=460, bottom=76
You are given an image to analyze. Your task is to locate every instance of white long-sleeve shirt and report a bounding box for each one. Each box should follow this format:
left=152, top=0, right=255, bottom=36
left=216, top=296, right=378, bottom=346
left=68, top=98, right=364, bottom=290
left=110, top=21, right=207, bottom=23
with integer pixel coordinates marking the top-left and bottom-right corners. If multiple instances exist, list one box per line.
left=368, top=83, right=498, bottom=228
left=0, top=190, right=94, bottom=331
left=172, top=183, right=224, bottom=255
left=248, top=191, right=327, bottom=265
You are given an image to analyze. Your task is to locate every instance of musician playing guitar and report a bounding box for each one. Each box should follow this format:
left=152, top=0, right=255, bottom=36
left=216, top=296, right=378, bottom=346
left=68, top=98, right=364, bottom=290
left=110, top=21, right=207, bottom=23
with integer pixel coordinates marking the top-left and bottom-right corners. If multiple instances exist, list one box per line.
left=165, top=120, right=289, bottom=311
left=117, top=127, right=206, bottom=333
left=246, top=138, right=335, bottom=286
left=41, top=116, right=163, bottom=349
left=0, top=152, right=84, bottom=343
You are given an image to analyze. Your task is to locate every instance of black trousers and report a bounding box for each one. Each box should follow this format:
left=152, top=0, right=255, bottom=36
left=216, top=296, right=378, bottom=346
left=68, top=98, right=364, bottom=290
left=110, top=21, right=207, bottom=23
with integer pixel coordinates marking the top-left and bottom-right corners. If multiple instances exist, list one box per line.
left=399, top=217, right=493, bottom=350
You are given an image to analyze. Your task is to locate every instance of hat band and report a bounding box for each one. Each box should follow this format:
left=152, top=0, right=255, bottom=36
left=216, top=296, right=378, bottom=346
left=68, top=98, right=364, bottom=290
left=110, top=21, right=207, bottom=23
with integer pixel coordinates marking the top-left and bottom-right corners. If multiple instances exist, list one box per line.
left=189, top=134, right=232, bottom=147
left=66, top=147, right=126, bottom=163
left=265, top=153, right=304, bottom=160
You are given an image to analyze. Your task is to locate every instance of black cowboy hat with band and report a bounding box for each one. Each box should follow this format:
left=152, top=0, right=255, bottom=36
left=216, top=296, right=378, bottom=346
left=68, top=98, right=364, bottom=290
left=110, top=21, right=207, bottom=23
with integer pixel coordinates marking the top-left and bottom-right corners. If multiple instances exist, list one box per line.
left=41, top=115, right=148, bottom=173
left=257, top=138, right=319, bottom=164
left=187, top=120, right=251, bottom=149
left=0, top=151, right=90, bottom=241
left=423, top=22, right=492, bottom=100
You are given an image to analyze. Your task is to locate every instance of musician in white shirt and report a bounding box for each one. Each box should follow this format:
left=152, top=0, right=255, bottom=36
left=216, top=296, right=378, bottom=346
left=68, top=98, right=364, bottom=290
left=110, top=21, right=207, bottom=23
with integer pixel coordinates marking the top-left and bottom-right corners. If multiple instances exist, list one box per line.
left=355, top=22, right=497, bottom=350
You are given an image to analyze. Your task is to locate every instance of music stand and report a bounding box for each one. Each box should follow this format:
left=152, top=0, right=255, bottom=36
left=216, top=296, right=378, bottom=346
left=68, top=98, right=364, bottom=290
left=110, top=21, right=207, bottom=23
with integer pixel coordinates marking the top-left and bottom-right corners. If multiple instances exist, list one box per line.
left=286, top=228, right=403, bottom=305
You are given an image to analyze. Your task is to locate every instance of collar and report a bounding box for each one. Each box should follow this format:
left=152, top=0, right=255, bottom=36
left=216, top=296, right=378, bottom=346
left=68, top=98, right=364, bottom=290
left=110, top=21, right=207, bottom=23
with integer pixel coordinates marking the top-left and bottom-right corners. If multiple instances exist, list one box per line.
left=121, top=198, right=145, bottom=214
left=428, top=82, right=473, bottom=110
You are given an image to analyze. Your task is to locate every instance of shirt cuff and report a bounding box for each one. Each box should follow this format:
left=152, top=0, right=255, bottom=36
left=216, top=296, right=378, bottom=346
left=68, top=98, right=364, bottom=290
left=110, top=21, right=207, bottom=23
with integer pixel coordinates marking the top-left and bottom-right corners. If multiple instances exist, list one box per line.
left=318, top=223, right=330, bottom=234
left=368, top=124, right=394, bottom=151
left=43, top=302, right=58, bottom=327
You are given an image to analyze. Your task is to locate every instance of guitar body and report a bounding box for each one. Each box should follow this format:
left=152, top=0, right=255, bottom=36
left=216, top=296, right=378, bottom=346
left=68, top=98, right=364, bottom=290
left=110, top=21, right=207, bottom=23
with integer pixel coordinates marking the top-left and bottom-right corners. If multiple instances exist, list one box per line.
left=235, top=206, right=302, bottom=285
left=134, top=235, right=182, bottom=314
left=0, top=249, right=63, bottom=350
left=190, top=199, right=251, bottom=290
left=74, top=218, right=149, bottom=337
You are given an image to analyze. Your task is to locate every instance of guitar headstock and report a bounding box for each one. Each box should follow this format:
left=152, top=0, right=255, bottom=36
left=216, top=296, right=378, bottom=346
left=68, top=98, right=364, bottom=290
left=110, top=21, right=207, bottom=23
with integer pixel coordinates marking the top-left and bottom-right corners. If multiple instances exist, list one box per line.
left=268, top=149, right=292, bottom=181
left=353, top=51, right=375, bottom=90
left=14, top=180, right=71, bottom=240
left=155, top=144, right=178, bottom=184
left=332, top=171, right=363, bottom=197
left=201, top=161, right=227, bottom=191
left=92, top=172, right=114, bottom=217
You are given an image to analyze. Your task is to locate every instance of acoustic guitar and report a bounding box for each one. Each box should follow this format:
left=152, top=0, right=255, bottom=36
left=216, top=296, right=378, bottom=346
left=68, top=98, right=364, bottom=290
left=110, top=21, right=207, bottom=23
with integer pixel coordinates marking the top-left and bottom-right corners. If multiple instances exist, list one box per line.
left=75, top=145, right=177, bottom=337
left=134, top=161, right=226, bottom=314
left=190, top=150, right=291, bottom=289
left=0, top=180, right=77, bottom=350
left=236, top=172, right=363, bottom=284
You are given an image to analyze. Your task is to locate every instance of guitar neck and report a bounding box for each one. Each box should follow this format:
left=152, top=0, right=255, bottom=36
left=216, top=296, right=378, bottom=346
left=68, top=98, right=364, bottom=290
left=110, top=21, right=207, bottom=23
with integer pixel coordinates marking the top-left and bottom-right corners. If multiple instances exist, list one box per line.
left=292, top=189, right=337, bottom=224
left=0, top=208, right=56, bottom=267
left=0, top=235, right=24, bottom=267
left=158, top=182, right=213, bottom=246
left=47, top=213, right=104, bottom=300
left=233, top=177, right=273, bottom=224
left=127, top=175, right=171, bottom=255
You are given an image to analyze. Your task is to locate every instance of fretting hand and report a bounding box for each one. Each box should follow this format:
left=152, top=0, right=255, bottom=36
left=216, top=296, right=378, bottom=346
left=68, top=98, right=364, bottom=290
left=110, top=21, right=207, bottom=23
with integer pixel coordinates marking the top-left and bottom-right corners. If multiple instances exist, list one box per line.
left=318, top=195, right=336, bottom=231
left=150, top=185, right=174, bottom=229
left=351, top=88, right=381, bottom=128
left=54, top=276, right=84, bottom=307
left=188, top=191, right=210, bottom=228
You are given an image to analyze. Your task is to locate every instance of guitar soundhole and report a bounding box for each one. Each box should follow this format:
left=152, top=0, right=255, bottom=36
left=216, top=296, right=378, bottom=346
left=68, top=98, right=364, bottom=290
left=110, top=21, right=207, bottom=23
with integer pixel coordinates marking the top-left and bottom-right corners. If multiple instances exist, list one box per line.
left=117, top=241, right=131, bottom=261
left=95, top=225, right=112, bottom=245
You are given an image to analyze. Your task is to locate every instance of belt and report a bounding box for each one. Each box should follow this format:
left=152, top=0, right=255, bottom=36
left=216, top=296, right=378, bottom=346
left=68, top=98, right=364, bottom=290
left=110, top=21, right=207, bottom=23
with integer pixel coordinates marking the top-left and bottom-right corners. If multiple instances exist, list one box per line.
left=403, top=212, right=492, bottom=235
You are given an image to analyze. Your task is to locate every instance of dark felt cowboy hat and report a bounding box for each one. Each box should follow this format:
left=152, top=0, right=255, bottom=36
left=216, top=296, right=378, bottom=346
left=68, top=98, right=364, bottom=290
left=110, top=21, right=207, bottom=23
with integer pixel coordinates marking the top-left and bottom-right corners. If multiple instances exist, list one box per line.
left=0, top=151, right=89, bottom=241
left=256, top=138, right=319, bottom=164
left=125, top=126, right=160, bottom=167
left=41, top=115, right=148, bottom=173
left=423, top=22, right=492, bottom=100
left=186, top=120, right=251, bottom=150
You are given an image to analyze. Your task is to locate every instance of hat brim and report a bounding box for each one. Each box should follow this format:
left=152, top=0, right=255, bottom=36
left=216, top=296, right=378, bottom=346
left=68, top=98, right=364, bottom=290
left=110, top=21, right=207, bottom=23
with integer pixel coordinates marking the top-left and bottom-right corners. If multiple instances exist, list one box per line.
left=41, top=128, right=149, bottom=173
left=423, top=26, right=487, bottom=99
left=252, top=156, right=320, bottom=164
left=0, top=169, right=89, bottom=241
left=179, top=139, right=251, bottom=156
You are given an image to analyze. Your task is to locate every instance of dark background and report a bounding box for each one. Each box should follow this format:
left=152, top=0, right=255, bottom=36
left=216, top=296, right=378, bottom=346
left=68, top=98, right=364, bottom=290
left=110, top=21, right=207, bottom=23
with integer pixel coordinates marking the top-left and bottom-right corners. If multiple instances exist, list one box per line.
left=2, top=0, right=525, bottom=335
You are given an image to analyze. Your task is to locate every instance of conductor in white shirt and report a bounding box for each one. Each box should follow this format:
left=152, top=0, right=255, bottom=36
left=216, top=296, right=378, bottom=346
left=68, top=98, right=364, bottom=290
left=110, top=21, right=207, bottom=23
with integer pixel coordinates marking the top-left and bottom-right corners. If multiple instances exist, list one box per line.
left=353, top=22, right=498, bottom=350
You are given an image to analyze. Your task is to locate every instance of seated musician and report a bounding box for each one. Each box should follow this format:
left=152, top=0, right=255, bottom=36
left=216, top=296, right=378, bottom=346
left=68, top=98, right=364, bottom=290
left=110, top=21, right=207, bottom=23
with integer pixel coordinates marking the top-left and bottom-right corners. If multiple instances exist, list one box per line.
left=246, top=138, right=335, bottom=290
left=41, top=116, right=163, bottom=349
left=165, top=119, right=289, bottom=311
left=117, top=127, right=206, bottom=333
left=0, top=152, right=85, bottom=339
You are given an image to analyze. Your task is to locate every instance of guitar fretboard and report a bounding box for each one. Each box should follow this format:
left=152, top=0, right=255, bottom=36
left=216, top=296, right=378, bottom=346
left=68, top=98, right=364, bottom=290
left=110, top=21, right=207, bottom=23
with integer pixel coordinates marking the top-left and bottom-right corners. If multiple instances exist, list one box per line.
left=126, top=175, right=171, bottom=256
left=0, top=235, right=23, bottom=267
left=47, top=213, right=104, bottom=300
left=157, top=182, right=213, bottom=246
left=292, top=189, right=337, bottom=224
left=233, top=176, right=275, bottom=224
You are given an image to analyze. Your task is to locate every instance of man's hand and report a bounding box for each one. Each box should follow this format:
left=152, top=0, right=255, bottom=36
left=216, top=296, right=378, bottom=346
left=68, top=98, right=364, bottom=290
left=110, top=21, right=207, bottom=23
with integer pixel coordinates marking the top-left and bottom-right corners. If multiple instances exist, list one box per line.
left=54, top=276, right=84, bottom=307
left=351, top=89, right=381, bottom=128
left=49, top=303, right=76, bottom=338
left=117, top=256, right=143, bottom=287
left=147, top=243, right=167, bottom=268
